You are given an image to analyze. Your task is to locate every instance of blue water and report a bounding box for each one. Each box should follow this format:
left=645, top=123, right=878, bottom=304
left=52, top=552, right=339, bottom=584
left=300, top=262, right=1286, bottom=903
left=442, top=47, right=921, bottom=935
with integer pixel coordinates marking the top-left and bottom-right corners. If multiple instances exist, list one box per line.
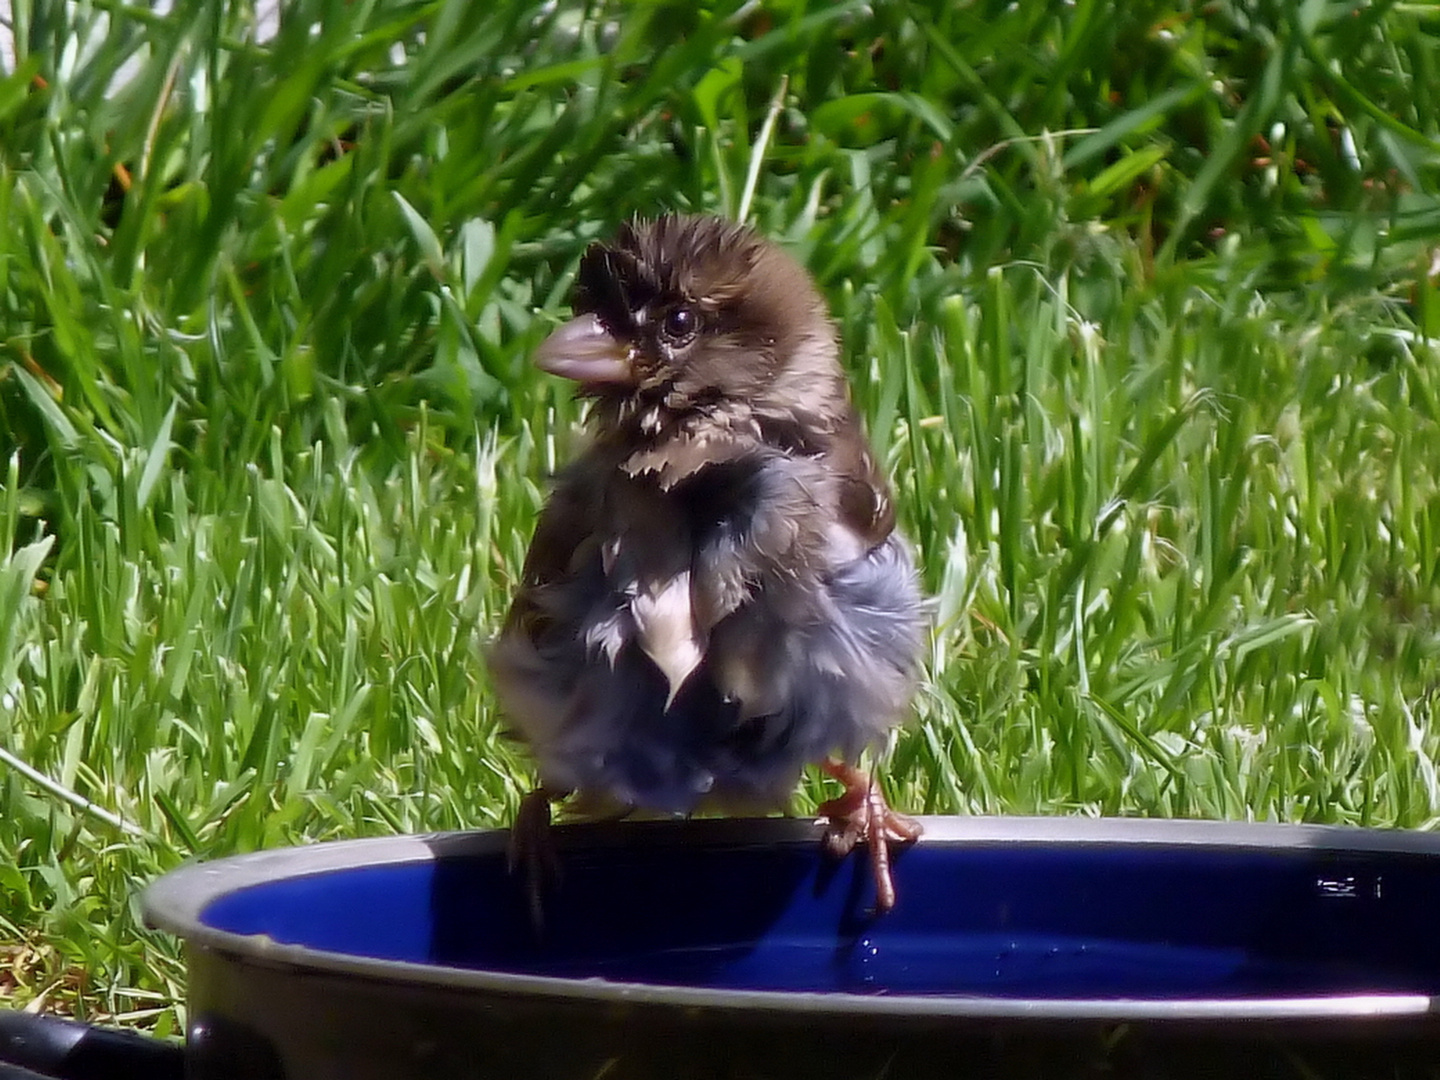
left=200, top=840, right=1440, bottom=998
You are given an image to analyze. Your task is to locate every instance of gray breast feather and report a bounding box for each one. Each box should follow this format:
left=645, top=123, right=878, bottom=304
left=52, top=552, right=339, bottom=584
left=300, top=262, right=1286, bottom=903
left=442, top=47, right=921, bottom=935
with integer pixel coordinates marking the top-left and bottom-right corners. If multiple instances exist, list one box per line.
left=490, top=531, right=924, bottom=812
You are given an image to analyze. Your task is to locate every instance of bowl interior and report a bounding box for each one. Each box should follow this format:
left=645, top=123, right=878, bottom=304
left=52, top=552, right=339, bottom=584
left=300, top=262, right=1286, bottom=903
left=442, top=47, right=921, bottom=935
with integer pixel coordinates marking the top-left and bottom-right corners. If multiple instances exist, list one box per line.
left=197, top=833, right=1440, bottom=999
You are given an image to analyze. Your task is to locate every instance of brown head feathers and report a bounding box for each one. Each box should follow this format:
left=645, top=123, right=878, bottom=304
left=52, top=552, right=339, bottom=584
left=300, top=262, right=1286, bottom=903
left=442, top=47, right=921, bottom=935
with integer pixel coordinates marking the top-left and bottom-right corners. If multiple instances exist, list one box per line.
left=568, top=215, right=847, bottom=454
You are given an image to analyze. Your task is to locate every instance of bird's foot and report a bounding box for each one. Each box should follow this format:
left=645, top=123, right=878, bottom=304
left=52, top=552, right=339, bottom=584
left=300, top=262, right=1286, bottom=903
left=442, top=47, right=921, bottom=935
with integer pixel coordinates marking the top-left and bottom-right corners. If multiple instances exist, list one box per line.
left=507, top=787, right=565, bottom=935
left=816, top=760, right=922, bottom=913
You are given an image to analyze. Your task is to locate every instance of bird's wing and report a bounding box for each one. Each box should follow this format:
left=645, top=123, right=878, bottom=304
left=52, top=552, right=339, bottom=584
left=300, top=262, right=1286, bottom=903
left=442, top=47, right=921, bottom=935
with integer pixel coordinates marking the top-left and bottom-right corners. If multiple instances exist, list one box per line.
left=502, top=464, right=604, bottom=639
left=830, top=411, right=896, bottom=550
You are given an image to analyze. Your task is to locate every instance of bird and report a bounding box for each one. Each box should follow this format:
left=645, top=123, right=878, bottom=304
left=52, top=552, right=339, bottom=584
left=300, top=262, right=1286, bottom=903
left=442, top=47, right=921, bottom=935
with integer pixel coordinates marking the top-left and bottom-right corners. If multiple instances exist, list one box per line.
left=489, top=214, right=925, bottom=918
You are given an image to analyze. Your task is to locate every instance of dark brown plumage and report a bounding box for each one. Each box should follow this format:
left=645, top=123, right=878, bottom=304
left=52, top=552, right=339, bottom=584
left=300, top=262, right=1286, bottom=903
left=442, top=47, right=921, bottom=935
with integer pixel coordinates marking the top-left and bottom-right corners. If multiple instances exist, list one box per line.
left=491, top=215, right=924, bottom=914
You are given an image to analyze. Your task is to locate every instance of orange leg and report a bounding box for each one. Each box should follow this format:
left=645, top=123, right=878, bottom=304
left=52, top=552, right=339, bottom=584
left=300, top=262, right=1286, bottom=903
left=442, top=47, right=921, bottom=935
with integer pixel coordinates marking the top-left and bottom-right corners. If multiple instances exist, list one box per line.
left=816, top=760, right=922, bottom=913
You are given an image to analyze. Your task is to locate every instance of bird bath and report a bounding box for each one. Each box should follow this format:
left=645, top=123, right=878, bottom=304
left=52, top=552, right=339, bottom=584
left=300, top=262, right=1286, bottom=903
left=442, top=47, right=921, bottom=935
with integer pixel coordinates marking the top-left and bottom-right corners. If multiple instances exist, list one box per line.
left=143, top=816, right=1440, bottom=1078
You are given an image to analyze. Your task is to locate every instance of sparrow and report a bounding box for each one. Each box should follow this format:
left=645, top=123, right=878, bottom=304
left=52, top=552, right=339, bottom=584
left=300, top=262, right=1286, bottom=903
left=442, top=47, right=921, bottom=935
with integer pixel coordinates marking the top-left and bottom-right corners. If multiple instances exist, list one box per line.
left=490, top=215, right=924, bottom=916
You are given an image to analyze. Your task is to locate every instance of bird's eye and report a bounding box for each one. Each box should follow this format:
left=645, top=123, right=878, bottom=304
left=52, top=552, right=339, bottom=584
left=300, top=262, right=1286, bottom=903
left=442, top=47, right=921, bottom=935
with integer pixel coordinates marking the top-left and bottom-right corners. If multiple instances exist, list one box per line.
left=661, top=305, right=699, bottom=344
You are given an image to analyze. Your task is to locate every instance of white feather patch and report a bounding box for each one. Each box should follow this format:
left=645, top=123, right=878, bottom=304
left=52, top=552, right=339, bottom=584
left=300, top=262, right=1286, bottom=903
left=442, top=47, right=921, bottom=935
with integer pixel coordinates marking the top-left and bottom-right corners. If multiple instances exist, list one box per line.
left=631, top=571, right=704, bottom=707
left=824, top=521, right=867, bottom=567
left=582, top=609, right=630, bottom=665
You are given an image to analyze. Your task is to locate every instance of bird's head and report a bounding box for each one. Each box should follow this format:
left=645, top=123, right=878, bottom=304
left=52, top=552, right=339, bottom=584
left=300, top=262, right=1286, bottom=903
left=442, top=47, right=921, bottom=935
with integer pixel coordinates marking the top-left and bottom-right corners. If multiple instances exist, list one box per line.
left=534, top=216, right=847, bottom=448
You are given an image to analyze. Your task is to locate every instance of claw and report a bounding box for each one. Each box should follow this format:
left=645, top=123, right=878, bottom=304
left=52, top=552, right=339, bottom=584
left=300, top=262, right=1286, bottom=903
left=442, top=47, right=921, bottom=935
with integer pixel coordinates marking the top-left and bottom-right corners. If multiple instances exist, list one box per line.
left=816, top=760, right=921, bottom=913
left=508, top=787, right=564, bottom=935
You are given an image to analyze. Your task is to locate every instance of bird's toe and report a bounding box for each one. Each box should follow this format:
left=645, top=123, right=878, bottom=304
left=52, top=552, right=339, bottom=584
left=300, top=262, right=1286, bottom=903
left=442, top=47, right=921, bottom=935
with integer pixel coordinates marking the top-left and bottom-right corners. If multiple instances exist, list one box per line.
left=508, top=788, right=565, bottom=934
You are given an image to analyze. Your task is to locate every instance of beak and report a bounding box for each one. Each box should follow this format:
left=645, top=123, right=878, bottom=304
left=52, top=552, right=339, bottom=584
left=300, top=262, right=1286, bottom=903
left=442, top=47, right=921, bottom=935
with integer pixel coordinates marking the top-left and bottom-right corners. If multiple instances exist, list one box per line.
left=533, top=313, right=633, bottom=385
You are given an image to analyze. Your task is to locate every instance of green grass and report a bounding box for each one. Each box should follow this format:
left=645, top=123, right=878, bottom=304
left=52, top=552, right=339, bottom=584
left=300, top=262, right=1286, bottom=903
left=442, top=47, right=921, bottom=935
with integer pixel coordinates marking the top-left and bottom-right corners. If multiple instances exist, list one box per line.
left=2, top=0, right=1440, bottom=1035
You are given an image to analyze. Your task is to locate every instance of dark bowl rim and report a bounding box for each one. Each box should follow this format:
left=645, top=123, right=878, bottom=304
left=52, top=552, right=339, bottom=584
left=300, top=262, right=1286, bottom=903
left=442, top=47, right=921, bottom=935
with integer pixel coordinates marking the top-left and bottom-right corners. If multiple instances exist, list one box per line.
left=141, top=815, right=1440, bottom=1024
